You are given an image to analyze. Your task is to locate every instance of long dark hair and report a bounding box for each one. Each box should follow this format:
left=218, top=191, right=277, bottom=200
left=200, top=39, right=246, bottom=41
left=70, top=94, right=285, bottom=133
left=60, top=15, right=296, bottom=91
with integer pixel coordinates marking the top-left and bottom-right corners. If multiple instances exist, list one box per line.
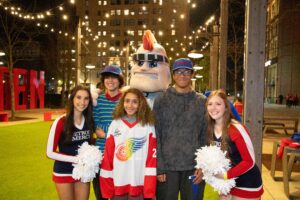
left=206, top=89, right=234, bottom=152
left=64, top=85, right=94, bottom=144
left=113, top=88, right=155, bottom=126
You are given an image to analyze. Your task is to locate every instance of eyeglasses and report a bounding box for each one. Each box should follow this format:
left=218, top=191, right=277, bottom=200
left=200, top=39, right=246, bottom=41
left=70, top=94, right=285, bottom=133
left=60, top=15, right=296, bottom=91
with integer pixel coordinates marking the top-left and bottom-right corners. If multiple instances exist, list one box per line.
left=174, top=70, right=193, bottom=76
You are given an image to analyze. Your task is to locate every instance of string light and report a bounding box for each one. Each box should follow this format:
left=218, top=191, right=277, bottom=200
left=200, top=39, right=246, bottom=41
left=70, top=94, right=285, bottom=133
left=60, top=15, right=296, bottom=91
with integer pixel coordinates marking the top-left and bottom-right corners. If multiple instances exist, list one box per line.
left=0, top=0, right=213, bottom=63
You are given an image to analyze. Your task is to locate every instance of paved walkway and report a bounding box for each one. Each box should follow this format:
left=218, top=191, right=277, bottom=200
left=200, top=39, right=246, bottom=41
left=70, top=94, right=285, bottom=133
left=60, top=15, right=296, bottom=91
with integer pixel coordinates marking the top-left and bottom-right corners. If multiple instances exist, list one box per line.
left=1, top=104, right=300, bottom=199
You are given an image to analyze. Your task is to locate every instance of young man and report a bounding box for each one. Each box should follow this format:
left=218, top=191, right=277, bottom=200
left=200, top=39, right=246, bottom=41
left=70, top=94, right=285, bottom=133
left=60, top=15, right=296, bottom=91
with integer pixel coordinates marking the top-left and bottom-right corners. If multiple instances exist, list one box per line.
left=153, top=58, right=207, bottom=200
left=93, top=64, right=124, bottom=200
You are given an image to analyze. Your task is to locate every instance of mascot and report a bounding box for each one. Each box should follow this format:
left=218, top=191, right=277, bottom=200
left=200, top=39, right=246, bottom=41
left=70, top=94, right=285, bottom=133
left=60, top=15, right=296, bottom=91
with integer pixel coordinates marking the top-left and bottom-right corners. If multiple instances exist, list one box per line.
left=129, top=30, right=171, bottom=108
left=92, top=30, right=171, bottom=108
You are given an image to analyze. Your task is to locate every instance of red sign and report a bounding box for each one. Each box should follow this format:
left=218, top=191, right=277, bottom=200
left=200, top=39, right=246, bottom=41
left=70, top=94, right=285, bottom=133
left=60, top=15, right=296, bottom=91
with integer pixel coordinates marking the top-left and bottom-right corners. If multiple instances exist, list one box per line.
left=0, top=67, right=44, bottom=110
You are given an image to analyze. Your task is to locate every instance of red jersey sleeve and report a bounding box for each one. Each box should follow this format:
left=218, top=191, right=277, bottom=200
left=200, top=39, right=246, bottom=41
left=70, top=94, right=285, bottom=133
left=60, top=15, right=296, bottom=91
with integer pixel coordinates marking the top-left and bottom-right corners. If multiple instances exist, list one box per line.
left=227, top=124, right=255, bottom=179
left=46, top=116, right=78, bottom=163
left=143, top=127, right=157, bottom=198
left=100, top=128, right=115, bottom=198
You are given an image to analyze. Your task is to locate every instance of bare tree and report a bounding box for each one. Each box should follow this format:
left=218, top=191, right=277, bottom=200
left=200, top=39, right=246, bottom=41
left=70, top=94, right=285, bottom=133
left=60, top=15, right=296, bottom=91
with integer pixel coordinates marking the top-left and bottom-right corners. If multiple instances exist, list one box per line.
left=227, top=0, right=245, bottom=97
left=0, top=8, right=39, bottom=119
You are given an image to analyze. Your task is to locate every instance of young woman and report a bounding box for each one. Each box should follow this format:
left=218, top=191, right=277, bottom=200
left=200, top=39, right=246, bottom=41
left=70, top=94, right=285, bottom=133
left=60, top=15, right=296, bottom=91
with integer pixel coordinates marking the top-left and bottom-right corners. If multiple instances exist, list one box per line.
left=206, top=90, right=263, bottom=200
left=46, top=85, right=94, bottom=200
left=100, top=88, right=156, bottom=200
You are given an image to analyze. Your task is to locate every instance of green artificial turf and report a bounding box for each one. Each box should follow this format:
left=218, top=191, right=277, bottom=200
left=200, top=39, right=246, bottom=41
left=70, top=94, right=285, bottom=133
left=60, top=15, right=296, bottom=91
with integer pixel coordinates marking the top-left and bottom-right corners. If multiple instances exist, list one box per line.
left=0, top=122, right=217, bottom=200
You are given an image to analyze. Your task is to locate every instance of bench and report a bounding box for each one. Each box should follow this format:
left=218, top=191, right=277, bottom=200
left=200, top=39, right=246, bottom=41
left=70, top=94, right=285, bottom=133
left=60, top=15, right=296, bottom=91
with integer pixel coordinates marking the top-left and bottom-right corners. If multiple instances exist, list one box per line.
left=263, top=117, right=299, bottom=135
left=44, top=110, right=66, bottom=121
left=270, top=141, right=300, bottom=198
left=0, top=112, right=9, bottom=122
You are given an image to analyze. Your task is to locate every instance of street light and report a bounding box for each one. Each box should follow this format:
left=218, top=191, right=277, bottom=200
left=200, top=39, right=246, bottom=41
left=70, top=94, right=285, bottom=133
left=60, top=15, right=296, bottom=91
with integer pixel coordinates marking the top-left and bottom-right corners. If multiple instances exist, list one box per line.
left=188, top=50, right=203, bottom=59
left=85, top=63, right=95, bottom=69
left=193, top=65, right=203, bottom=70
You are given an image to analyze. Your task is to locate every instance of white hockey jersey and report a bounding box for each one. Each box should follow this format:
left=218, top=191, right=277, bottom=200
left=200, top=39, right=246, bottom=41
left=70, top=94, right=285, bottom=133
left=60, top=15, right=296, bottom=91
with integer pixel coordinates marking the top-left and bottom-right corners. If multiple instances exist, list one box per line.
left=100, top=119, right=156, bottom=198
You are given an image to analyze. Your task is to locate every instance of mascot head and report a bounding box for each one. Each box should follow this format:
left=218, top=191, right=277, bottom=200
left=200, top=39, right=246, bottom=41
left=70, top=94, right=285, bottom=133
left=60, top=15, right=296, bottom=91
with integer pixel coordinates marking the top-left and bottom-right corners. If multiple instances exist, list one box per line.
left=129, top=30, right=171, bottom=92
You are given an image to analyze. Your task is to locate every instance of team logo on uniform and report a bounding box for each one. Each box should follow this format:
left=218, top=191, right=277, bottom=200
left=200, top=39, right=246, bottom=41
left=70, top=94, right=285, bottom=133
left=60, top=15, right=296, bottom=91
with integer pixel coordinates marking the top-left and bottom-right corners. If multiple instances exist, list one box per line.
left=113, top=128, right=122, bottom=137
left=116, top=136, right=147, bottom=161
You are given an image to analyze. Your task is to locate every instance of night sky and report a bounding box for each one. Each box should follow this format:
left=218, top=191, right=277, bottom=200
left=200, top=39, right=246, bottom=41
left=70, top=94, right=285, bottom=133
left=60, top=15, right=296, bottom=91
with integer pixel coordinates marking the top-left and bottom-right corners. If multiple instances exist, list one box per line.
left=190, top=0, right=220, bottom=30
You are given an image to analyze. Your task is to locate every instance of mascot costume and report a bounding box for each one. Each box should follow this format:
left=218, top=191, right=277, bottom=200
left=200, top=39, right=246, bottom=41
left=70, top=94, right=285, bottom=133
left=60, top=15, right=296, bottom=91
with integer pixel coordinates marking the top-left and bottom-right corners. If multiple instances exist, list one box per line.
left=129, top=30, right=171, bottom=108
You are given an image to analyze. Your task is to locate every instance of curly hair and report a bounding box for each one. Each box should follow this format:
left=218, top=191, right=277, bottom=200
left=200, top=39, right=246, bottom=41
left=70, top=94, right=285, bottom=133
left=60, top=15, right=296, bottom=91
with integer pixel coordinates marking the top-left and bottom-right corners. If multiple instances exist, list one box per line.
left=64, top=85, right=94, bottom=144
left=206, top=89, right=234, bottom=152
left=113, top=88, right=155, bottom=126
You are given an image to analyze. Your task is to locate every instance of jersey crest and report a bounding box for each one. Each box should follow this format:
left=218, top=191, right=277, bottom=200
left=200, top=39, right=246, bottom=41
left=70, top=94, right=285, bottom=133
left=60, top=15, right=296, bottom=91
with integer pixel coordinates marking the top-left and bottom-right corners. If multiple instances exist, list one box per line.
left=116, top=136, right=147, bottom=161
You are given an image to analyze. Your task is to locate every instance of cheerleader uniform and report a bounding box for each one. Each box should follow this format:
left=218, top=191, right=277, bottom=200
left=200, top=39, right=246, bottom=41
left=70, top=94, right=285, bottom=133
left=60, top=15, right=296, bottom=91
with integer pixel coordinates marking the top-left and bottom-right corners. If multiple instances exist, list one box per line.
left=213, top=123, right=264, bottom=198
left=46, top=115, right=91, bottom=183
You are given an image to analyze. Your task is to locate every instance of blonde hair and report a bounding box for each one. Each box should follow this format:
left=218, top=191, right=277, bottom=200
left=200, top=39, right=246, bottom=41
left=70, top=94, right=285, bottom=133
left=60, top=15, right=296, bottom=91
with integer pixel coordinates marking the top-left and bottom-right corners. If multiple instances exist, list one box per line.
left=113, top=88, right=155, bottom=126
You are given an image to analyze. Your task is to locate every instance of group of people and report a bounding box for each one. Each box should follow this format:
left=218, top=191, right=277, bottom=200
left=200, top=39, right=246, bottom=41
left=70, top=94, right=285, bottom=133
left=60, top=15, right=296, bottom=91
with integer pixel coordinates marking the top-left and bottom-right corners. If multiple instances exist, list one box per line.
left=285, top=94, right=299, bottom=108
left=46, top=30, right=263, bottom=200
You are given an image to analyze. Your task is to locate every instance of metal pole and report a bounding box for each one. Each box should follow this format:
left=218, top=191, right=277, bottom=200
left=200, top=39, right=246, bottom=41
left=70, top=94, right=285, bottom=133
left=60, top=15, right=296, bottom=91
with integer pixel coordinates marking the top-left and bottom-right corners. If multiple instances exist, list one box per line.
left=76, top=18, right=81, bottom=85
left=125, top=43, right=129, bottom=85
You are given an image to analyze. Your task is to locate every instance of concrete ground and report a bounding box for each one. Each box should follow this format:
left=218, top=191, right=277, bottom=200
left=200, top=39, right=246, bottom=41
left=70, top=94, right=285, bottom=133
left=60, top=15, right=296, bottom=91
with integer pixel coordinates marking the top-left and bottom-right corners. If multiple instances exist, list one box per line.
left=0, top=104, right=300, bottom=199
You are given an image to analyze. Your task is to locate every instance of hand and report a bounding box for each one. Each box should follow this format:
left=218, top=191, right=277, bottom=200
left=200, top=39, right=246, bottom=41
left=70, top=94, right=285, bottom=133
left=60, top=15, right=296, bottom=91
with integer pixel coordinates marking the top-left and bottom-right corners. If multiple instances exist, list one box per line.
left=157, top=174, right=166, bottom=182
left=214, top=173, right=224, bottom=179
left=193, top=169, right=203, bottom=184
left=95, top=128, right=106, bottom=138
left=219, top=194, right=231, bottom=200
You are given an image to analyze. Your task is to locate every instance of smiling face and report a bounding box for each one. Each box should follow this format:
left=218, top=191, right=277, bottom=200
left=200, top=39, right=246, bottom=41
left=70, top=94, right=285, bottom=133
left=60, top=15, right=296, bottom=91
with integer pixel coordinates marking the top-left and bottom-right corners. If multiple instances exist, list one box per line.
left=103, top=75, right=120, bottom=93
left=207, top=95, right=226, bottom=123
left=173, top=69, right=194, bottom=91
left=73, top=90, right=90, bottom=114
left=124, top=92, right=139, bottom=117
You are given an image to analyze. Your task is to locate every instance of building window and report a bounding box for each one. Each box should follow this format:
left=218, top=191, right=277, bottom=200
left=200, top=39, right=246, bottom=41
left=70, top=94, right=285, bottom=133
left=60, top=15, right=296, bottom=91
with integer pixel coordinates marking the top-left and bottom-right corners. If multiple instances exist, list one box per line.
left=85, top=0, right=89, bottom=6
left=98, top=31, right=101, bottom=36
left=98, top=21, right=101, bottom=26
left=111, top=0, right=121, bottom=5
left=116, top=10, right=121, bottom=15
left=137, top=19, right=148, bottom=26
left=138, top=30, right=143, bottom=36
left=124, top=19, right=135, bottom=26
left=125, top=0, right=135, bottom=4
left=138, top=0, right=149, bottom=3
left=97, top=10, right=101, bottom=16
left=111, top=10, right=116, bottom=16
left=97, top=52, right=101, bottom=56
left=98, top=0, right=101, bottom=5
left=126, top=30, right=135, bottom=36
left=103, top=31, right=107, bottom=36
left=124, top=9, right=129, bottom=15
left=171, top=30, right=176, bottom=35
left=110, top=19, right=121, bottom=26
left=103, top=1, right=107, bottom=5
left=103, top=21, right=107, bottom=26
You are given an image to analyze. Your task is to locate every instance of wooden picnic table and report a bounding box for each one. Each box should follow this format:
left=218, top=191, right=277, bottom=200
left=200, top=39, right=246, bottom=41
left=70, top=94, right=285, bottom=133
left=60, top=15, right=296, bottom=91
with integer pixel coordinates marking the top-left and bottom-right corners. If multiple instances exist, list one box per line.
left=270, top=141, right=300, bottom=198
left=263, top=117, right=299, bottom=135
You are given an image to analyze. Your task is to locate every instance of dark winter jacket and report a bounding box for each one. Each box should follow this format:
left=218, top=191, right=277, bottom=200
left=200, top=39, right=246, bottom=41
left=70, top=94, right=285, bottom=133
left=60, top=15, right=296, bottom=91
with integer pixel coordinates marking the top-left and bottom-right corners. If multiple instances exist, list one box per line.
left=153, top=87, right=207, bottom=174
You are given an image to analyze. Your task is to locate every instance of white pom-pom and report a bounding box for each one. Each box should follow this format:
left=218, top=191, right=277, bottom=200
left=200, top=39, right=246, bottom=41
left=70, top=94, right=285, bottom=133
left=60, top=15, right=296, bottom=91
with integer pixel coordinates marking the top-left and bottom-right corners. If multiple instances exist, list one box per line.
left=72, top=142, right=102, bottom=183
left=195, top=145, right=235, bottom=195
